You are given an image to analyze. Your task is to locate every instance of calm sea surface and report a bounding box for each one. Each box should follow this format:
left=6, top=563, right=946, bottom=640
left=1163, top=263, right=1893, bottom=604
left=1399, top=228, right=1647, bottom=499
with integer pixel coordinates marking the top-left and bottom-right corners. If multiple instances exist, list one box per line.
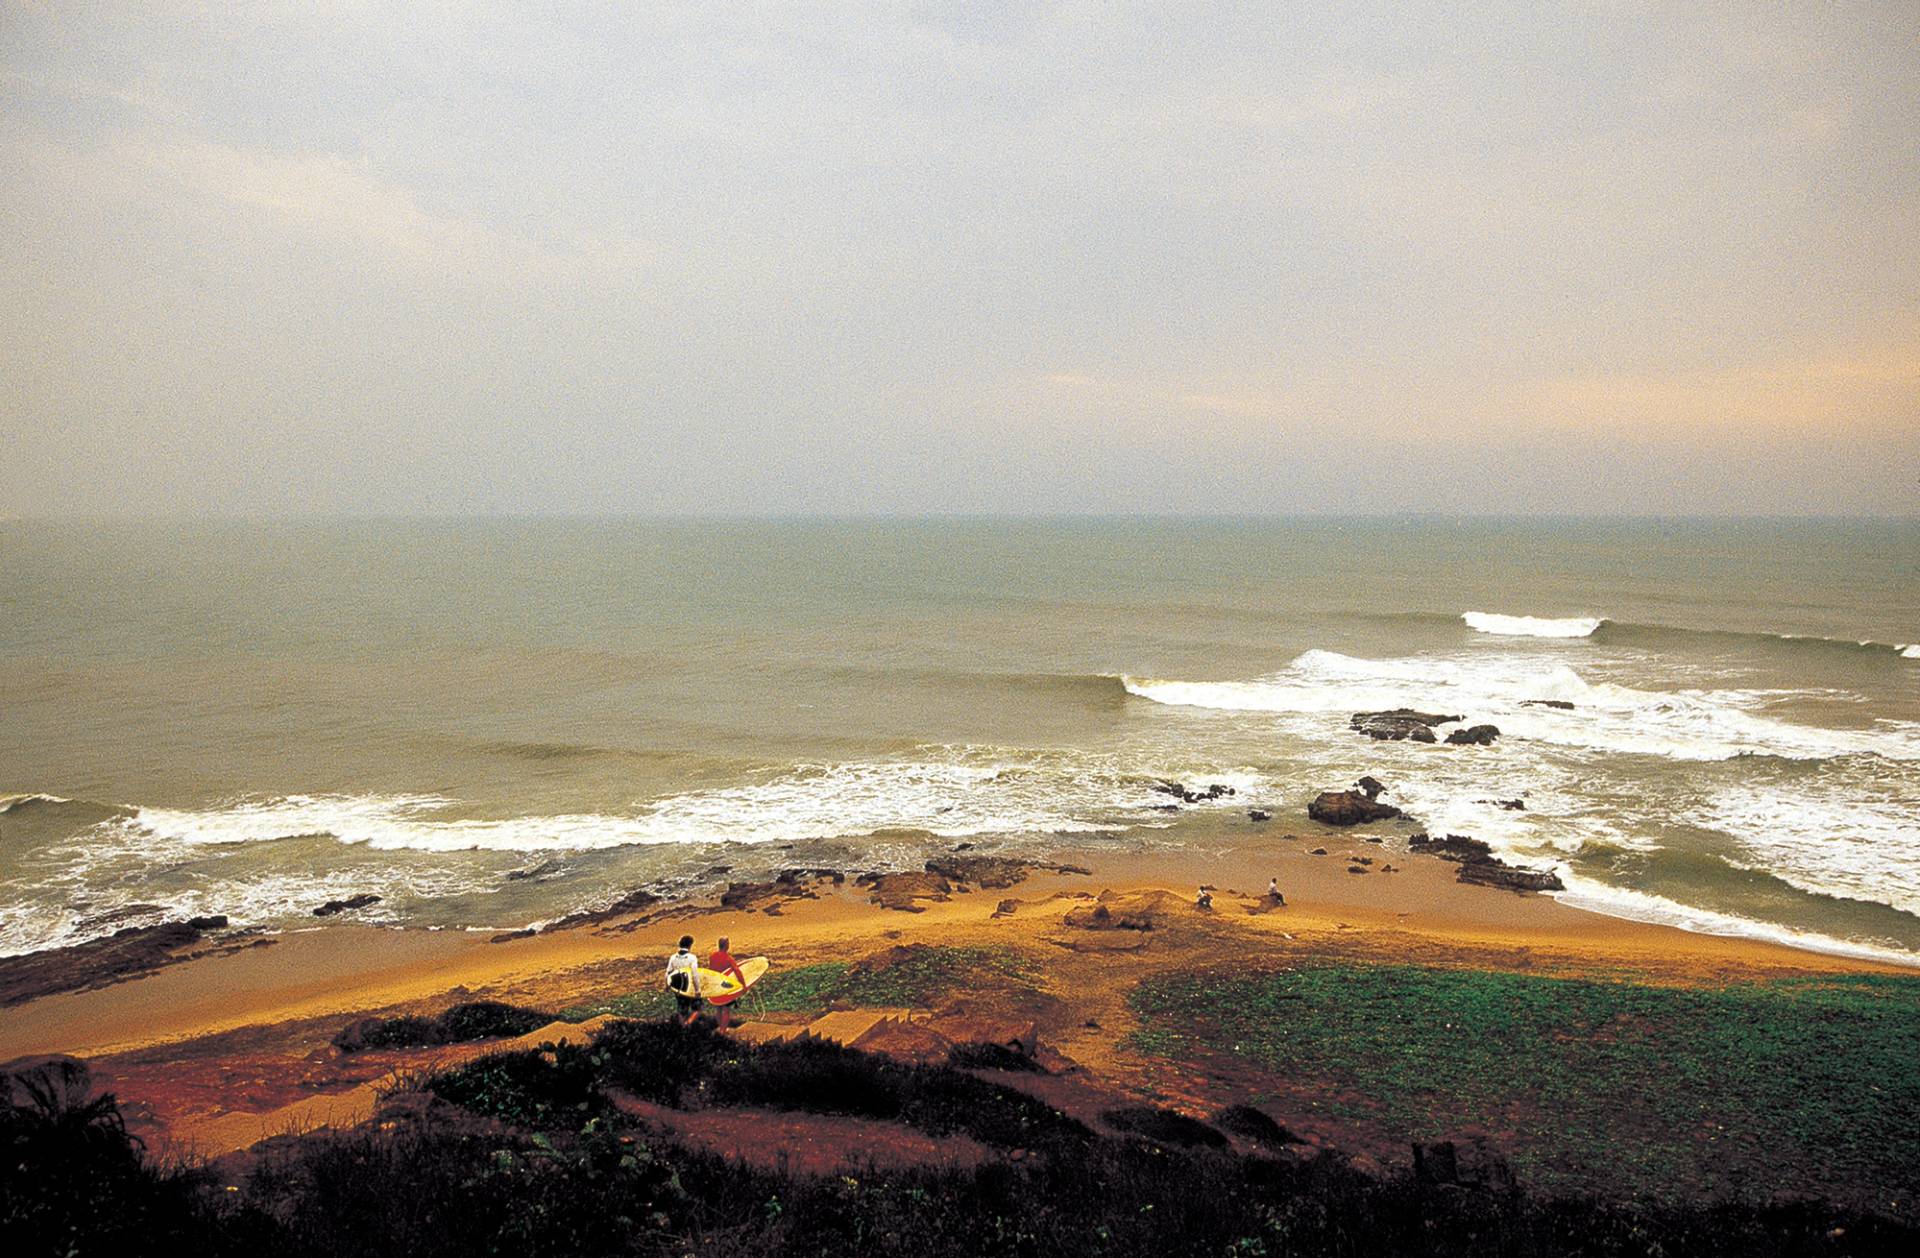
left=3, top=517, right=1916, bottom=960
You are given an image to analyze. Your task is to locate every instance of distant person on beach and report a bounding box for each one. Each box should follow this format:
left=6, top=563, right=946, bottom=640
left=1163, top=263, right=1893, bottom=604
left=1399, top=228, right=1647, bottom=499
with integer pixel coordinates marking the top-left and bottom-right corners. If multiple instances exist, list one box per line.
left=708, top=935, right=746, bottom=1029
left=666, top=935, right=703, bottom=1025
left=1196, top=886, right=1213, bottom=910
left=1268, top=877, right=1286, bottom=907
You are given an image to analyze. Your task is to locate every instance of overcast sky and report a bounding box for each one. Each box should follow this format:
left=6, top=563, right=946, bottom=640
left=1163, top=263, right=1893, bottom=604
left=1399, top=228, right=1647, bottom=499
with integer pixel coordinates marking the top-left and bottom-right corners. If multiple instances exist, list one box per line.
left=3, top=2, right=1916, bottom=516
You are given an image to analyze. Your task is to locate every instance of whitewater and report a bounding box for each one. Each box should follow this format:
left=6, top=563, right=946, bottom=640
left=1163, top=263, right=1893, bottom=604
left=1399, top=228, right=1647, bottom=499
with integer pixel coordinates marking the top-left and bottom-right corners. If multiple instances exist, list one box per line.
left=3, top=516, right=1916, bottom=963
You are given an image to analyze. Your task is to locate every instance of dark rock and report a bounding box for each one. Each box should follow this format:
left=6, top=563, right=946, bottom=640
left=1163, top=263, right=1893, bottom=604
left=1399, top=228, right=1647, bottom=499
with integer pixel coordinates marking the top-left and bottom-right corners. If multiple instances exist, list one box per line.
left=1410, top=832, right=1496, bottom=862
left=184, top=914, right=229, bottom=930
left=1444, top=724, right=1501, bottom=746
left=1308, top=790, right=1403, bottom=826
left=857, top=870, right=952, bottom=912
left=992, top=899, right=1019, bottom=918
left=1152, top=783, right=1228, bottom=802
left=720, top=880, right=797, bottom=911
left=1347, top=865, right=1369, bottom=874
left=924, top=855, right=1029, bottom=889
left=1309, top=847, right=1328, bottom=856
left=1350, top=709, right=1462, bottom=741
left=1456, top=862, right=1565, bottom=893
left=543, top=888, right=662, bottom=932
left=1411, top=832, right=1563, bottom=893
left=312, top=893, right=382, bottom=917
left=1414, top=1138, right=1517, bottom=1190
left=1478, top=798, right=1526, bottom=811
left=505, top=860, right=561, bottom=882
left=777, top=867, right=846, bottom=885
left=73, top=904, right=166, bottom=933
left=1414, top=1139, right=1459, bottom=1184
left=1152, top=780, right=1237, bottom=804
left=1062, top=901, right=1156, bottom=931
left=1214, top=1104, right=1298, bottom=1149
left=1247, top=809, right=1272, bottom=822
left=1521, top=699, right=1576, bottom=711
left=0, top=920, right=207, bottom=1007
left=1102, top=1106, right=1229, bottom=1149
left=1355, top=775, right=1386, bottom=800
left=489, top=929, right=536, bottom=943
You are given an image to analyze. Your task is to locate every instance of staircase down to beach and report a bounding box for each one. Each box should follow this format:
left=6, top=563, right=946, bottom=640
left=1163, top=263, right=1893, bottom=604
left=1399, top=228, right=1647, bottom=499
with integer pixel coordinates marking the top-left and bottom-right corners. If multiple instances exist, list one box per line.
left=729, top=1008, right=911, bottom=1047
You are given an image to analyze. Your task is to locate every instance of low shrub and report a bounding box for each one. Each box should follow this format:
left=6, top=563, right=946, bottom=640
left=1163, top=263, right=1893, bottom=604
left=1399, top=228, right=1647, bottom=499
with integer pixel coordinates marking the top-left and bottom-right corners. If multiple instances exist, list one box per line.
left=946, top=1041, right=1045, bottom=1072
left=426, top=1045, right=608, bottom=1127
left=332, top=1000, right=554, bottom=1052
left=591, top=1016, right=736, bottom=1105
left=1101, top=1105, right=1230, bottom=1149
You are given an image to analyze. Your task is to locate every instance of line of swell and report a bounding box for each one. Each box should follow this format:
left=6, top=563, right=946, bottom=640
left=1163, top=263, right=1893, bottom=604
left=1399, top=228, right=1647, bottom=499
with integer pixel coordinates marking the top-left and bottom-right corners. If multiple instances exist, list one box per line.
left=1597, top=621, right=1919, bottom=660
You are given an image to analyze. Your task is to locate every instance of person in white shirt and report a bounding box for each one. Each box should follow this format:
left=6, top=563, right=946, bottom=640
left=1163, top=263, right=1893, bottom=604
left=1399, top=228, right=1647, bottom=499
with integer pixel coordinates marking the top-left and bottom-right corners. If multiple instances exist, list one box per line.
left=665, top=935, right=704, bottom=1026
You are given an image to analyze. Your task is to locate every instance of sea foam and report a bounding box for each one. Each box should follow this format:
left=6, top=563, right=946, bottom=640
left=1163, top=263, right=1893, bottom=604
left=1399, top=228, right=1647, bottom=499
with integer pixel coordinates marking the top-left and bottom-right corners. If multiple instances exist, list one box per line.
left=1125, top=650, right=1920, bottom=762
left=1462, top=611, right=1605, bottom=638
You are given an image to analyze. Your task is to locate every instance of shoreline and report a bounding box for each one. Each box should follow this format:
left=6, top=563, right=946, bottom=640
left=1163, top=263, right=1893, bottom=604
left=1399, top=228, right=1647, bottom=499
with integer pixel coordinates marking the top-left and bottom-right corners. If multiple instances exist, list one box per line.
left=4, top=831, right=1905, bottom=1066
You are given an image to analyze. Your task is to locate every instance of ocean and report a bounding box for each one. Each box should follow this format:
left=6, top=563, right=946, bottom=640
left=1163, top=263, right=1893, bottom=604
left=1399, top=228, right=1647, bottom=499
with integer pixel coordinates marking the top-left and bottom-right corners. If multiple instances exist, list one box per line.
left=2, top=517, right=1916, bottom=962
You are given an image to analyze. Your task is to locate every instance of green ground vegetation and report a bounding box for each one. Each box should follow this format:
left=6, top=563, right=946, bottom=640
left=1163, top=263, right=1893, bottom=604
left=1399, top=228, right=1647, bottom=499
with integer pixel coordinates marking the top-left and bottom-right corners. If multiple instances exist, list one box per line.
left=1128, top=962, right=1920, bottom=1204
left=12, top=1021, right=1917, bottom=1256
left=561, top=946, right=1036, bottom=1023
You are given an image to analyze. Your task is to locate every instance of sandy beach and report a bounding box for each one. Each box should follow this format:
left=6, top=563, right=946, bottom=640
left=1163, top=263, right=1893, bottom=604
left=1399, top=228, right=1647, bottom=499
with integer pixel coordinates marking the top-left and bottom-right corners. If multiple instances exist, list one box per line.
left=7, top=826, right=1905, bottom=1161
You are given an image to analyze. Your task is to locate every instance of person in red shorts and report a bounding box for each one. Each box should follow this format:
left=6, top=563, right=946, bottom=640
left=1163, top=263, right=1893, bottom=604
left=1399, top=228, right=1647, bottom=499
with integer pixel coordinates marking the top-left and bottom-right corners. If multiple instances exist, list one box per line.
left=708, top=935, right=747, bottom=1029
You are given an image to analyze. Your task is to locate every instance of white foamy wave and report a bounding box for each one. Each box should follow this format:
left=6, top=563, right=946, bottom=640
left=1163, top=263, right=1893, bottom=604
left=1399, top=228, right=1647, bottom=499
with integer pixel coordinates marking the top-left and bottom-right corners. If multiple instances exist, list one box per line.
left=1552, top=872, right=1920, bottom=968
left=1902, top=644, right=1920, bottom=660
left=1462, top=611, right=1604, bottom=638
left=127, top=755, right=1228, bottom=855
left=1700, top=783, right=1920, bottom=917
left=1126, top=650, right=1920, bottom=762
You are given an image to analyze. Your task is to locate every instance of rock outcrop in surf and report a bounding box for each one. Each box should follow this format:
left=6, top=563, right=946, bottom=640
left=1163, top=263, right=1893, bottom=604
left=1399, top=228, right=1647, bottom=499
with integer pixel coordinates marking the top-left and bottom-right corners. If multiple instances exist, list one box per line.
left=0, top=915, right=263, bottom=1007
left=1309, top=790, right=1404, bottom=826
left=1409, top=832, right=1563, bottom=893
left=1351, top=710, right=1460, bottom=742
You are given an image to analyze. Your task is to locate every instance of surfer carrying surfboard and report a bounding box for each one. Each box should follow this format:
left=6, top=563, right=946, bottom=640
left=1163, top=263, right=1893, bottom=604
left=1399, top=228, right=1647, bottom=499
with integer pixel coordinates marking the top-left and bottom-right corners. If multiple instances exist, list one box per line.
left=708, top=936, right=747, bottom=1029
left=666, top=935, right=704, bottom=1025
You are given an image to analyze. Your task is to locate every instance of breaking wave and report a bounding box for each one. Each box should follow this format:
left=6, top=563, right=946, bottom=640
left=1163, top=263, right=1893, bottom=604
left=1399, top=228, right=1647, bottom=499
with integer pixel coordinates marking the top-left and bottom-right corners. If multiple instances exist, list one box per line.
left=1123, top=650, right=1920, bottom=762
left=1463, top=612, right=1605, bottom=638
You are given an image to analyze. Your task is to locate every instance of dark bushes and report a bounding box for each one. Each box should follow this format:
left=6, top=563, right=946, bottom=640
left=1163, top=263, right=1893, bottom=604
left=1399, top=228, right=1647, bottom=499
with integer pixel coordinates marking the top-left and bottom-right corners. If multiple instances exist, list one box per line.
left=698, top=1035, right=1091, bottom=1152
left=1, top=1058, right=213, bottom=1253
left=1214, top=1103, right=1297, bottom=1149
left=592, top=1016, right=736, bottom=1104
left=11, top=1020, right=1920, bottom=1257
left=241, top=1120, right=688, bottom=1257
left=331, top=1000, right=554, bottom=1052
left=945, top=1041, right=1045, bottom=1072
left=426, top=1044, right=609, bottom=1127
left=1101, top=1105, right=1230, bottom=1148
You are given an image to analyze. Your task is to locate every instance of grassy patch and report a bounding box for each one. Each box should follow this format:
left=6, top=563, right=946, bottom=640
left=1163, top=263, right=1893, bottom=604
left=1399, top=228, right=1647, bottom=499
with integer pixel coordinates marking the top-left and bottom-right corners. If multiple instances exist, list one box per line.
left=848, top=945, right=1037, bottom=1008
left=560, top=947, right=1035, bottom=1024
left=748, top=961, right=852, bottom=1011
left=1128, top=963, right=1920, bottom=1202
left=559, top=988, right=677, bottom=1022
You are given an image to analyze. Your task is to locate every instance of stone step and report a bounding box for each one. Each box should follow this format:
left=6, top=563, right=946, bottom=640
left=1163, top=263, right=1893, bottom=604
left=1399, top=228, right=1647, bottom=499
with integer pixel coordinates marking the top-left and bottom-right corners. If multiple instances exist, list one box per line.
left=802, top=1008, right=909, bottom=1046
left=727, top=1022, right=807, bottom=1045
